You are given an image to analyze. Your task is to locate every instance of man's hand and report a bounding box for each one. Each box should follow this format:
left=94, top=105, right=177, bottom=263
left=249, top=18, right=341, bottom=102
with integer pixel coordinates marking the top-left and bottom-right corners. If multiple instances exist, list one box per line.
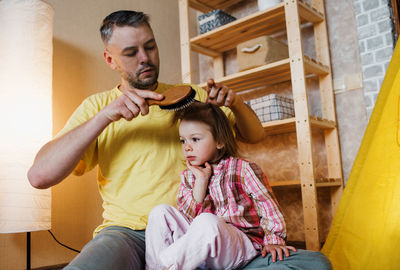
left=261, top=244, right=296, bottom=263
left=206, top=79, right=237, bottom=107
left=101, top=89, right=164, bottom=122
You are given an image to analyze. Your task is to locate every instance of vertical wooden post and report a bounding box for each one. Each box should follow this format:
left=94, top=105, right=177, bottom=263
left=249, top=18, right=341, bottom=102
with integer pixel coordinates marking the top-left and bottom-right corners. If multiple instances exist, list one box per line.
left=213, top=55, right=224, bottom=79
left=284, top=0, right=320, bottom=250
left=178, top=0, right=192, bottom=83
left=311, top=0, right=344, bottom=216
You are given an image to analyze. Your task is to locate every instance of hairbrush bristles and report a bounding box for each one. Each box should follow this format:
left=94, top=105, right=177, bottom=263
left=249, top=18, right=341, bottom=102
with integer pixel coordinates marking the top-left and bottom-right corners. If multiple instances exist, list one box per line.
left=158, top=88, right=196, bottom=111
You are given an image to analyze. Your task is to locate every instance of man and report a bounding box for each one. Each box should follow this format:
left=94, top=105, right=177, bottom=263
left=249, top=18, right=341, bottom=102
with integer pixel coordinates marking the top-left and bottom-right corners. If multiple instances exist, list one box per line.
left=28, top=10, right=331, bottom=269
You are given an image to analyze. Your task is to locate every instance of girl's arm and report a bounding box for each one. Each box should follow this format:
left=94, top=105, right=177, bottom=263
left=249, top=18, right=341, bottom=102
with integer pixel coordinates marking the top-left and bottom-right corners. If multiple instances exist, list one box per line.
left=205, top=79, right=264, bottom=144
left=243, top=162, right=286, bottom=245
left=177, top=169, right=212, bottom=220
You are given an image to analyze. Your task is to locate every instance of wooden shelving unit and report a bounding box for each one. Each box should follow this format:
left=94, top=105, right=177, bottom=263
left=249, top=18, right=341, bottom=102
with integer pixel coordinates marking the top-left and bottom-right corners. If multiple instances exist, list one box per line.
left=178, top=0, right=344, bottom=251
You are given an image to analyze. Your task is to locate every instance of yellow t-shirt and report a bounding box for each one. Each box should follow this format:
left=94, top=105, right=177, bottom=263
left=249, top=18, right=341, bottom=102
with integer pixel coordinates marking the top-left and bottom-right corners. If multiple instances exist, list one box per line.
left=58, top=82, right=235, bottom=235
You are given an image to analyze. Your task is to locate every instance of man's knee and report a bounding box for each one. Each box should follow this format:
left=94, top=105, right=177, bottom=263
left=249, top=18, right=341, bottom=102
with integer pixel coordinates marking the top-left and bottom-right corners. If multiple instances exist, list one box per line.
left=66, top=227, right=145, bottom=270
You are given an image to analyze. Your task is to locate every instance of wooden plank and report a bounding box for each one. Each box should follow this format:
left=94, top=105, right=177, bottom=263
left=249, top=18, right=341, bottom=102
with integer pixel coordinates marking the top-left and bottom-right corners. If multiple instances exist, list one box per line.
left=270, top=180, right=301, bottom=187
left=195, top=55, right=328, bottom=92
left=191, top=5, right=286, bottom=52
left=189, top=0, right=244, bottom=12
left=270, top=178, right=342, bottom=188
left=304, top=56, right=329, bottom=75
left=311, top=0, right=344, bottom=217
left=309, top=116, right=336, bottom=129
left=191, top=44, right=221, bottom=57
left=210, top=21, right=287, bottom=52
left=214, top=0, right=244, bottom=10
left=190, top=1, right=324, bottom=53
left=285, top=0, right=320, bottom=251
left=179, top=0, right=192, bottom=83
left=213, top=55, right=224, bottom=79
left=298, top=0, right=324, bottom=23
left=208, top=58, right=291, bottom=88
left=262, top=118, right=296, bottom=135
left=262, top=117, right=336, bottom=135
left=189, top=0, right=214, bottom=12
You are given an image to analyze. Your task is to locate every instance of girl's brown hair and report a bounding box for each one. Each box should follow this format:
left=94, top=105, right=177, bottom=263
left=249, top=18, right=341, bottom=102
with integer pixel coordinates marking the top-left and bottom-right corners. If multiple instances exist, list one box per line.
left=173, top=101, right=238, bottom=162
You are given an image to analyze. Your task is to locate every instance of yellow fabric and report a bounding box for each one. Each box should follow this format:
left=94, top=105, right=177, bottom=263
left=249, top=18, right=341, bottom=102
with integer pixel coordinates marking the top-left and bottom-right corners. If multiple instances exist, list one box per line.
left=321, top=42, right=400, bottom=269
left=58, top=82, right=235, bottom=235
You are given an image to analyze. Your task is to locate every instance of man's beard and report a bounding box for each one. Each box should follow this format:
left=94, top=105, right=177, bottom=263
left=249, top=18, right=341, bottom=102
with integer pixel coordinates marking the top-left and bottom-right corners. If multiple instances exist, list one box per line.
left=126, top=64, right=159, bottom=90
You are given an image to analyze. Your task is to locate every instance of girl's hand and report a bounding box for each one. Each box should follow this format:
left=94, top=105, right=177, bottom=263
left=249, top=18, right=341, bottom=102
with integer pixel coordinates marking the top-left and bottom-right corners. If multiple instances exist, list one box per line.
left=186, top=161, right=212, bottom=183
left=187, top=161, right=212, bottom=203
left=261, top=244, right=296, bottom=262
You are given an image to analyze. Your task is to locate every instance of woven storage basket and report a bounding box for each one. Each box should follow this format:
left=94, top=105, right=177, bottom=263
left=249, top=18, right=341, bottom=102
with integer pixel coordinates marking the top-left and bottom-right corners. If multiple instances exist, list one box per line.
left=198, top=9, right=236, bottom=34
left=245, top=94, right=295, bottom=122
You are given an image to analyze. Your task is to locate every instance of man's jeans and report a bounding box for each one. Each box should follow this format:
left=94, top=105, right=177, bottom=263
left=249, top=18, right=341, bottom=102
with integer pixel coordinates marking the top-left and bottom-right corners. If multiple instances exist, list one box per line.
left=63, top=226, right=332, bottom=270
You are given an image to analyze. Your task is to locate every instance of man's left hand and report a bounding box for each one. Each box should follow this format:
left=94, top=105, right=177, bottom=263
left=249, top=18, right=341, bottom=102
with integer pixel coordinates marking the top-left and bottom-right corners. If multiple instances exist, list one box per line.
left=206, top=78, right=236, bottom=107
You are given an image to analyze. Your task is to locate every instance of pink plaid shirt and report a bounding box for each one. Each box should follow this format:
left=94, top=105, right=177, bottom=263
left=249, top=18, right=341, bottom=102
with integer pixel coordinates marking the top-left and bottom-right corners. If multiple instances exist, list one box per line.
left=177, top=157, right=286, bottom=248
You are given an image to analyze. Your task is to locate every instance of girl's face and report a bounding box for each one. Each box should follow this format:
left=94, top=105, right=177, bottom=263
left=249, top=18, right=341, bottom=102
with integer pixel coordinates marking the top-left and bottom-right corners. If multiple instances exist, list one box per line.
left=179, top=120, right=223, bottom=166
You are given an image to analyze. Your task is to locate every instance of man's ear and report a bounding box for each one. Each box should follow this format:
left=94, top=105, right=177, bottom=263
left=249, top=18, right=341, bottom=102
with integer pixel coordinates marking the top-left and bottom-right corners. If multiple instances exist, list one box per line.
left=104, top=49, right=117, bottom=70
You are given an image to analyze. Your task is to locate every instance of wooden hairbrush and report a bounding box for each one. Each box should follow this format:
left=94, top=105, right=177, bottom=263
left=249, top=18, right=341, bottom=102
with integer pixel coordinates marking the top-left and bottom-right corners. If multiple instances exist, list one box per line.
left=148, top=85, right=196, bottom=111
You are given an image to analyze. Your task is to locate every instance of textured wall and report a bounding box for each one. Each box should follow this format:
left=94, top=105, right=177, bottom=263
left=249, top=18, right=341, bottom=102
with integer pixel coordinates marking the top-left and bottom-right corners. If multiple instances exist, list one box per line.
left=353, top=0, right=395, bottom=117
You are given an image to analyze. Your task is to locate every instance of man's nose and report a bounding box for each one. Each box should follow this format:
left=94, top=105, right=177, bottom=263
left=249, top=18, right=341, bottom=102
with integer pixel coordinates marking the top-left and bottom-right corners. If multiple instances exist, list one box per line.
left=137, top=48, right=149, bottom=64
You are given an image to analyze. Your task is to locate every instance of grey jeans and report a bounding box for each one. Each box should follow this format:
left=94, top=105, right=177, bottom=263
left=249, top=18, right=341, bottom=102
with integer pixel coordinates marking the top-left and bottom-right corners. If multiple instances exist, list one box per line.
left=63, top=226, right=332, bottom=270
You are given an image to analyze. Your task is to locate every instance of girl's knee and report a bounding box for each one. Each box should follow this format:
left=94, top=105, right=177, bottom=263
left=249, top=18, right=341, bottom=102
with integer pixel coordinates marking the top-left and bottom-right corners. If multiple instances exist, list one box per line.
left=191, top=213, right=223, bottom=233
left=148, top=204, right=174, bottom=220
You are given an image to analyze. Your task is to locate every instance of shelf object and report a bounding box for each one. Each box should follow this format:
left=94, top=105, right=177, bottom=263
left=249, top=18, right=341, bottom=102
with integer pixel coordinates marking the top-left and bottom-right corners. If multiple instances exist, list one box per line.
left=178, top=0, right=343, bottom=251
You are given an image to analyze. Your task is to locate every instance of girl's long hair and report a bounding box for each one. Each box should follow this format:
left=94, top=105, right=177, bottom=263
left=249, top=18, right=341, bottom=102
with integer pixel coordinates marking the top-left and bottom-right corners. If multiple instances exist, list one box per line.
left=173, top=101, right=238, bottom=162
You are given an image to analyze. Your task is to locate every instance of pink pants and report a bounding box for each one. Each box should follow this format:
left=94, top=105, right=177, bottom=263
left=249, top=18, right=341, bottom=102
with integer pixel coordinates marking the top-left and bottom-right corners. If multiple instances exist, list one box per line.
left=145, top=204, right=259, bottom=270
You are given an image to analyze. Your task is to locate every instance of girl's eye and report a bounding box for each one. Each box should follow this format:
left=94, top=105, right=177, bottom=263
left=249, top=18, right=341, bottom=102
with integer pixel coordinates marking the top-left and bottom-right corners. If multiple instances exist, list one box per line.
left=192, top=138, right=199, bottom=142
left=179, top=139, right=185, bottom=144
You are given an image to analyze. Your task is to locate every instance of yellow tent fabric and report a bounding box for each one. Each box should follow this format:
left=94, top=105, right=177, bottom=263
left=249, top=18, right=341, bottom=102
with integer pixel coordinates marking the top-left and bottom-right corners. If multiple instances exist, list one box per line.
left=321, top=41, right=400, bottom=269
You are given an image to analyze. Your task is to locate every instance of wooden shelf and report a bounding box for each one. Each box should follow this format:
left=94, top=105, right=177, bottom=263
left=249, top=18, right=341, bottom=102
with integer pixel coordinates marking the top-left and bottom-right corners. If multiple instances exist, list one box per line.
left=190, top=1, right=323, bottom=54
left=262, top=116, right=336, bottom=135
left=179, top=0, right=343, bottom=251
left=270, top=178, right=342, bottom=188
left=189, top=0, right=245, bottom=13
left=198, top=56, right=329, bottom=92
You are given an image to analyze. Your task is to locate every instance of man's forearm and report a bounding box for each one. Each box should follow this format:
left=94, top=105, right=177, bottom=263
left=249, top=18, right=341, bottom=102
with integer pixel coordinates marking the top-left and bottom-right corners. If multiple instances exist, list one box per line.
left=230, top=96, right=265, bottom=143
left=28, top=111, right=112, bottom=189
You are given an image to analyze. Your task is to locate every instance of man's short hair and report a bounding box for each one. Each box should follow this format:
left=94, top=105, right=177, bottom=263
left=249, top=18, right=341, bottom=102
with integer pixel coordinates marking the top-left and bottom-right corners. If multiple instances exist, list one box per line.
left=100, top=10, right=150, bottom=44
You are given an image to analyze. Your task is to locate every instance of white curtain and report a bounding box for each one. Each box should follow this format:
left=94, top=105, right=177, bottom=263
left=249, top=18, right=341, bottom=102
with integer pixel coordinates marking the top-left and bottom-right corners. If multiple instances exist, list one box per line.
left=0, top=0, right=53, bottom=233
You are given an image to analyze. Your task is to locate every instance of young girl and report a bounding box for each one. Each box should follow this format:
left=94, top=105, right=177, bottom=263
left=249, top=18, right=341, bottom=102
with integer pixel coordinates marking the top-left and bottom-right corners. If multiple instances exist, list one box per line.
left=145, top=102, right=295, bottom=270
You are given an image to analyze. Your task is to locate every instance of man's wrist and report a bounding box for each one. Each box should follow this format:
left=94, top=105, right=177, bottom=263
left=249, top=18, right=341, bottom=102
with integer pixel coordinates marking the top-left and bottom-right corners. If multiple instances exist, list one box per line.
left=229, top=94, right=244, bottom=111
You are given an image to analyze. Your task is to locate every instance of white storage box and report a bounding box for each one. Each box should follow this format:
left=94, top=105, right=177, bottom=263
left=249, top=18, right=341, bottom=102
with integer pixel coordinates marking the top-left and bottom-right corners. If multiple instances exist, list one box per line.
left=237, top=35, right=288, bottom=71
left=245, top=94, right=295, bottom=122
